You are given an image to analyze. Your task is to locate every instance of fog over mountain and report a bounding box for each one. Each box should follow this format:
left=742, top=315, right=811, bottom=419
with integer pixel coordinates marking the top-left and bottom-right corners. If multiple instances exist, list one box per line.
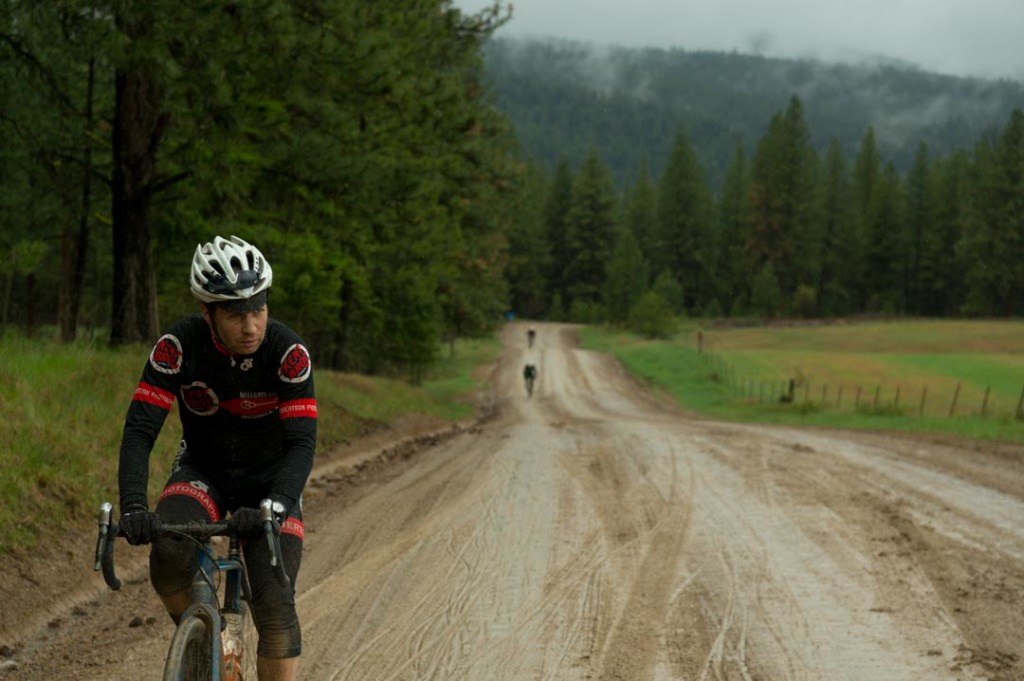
left=456, top=0, right=1024, bottom=83
left=480, top=36, right=1024, bottom=189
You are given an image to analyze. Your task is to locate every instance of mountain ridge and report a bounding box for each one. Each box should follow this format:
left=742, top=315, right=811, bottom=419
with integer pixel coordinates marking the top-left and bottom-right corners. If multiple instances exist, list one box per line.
left=482, top=36, right=1024, bottom=189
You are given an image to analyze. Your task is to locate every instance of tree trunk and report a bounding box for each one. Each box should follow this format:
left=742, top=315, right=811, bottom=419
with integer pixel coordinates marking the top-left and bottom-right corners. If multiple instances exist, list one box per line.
left=109, top=68, right=164, bottom=346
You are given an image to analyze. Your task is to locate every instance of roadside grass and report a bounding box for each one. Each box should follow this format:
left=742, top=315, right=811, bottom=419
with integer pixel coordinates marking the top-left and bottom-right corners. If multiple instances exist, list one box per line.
left=580, top=319, right=1024, bottom=444
left=0, top=331, right=499, bottom=553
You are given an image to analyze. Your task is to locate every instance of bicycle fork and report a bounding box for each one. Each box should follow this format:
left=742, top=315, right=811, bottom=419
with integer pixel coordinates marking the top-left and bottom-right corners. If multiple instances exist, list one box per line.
left=181, top=544, right=247, bottom=681
left=220, top=542, right=246, bottom=681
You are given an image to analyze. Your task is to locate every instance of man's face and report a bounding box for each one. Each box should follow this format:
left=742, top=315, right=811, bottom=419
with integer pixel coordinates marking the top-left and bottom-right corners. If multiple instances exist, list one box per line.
left=203, top=304, right=268, bottom=355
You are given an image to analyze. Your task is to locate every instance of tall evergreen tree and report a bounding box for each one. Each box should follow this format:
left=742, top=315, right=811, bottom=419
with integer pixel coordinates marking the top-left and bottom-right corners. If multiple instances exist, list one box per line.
left=505, top=161, right=551, bottom=319
left=863, top=162, right=906, bottom=312
left=603, top=226, right=648, bottom=325
left=850, top=127, right=883, bottom=309
left=564, top=149, right=617, bottom=312
left=923, top=151, right=970, bottom=315
left=655, top=132, right=714, bottom=313
left=903, top=143, right=937, bottom=314
left=746, top=95, right=817, bottom=309
left=960, top=109, right=1024, bottom=315
left=715, top=140, right=751, bottom=313
left=817, top=140, right=856, bottom=315
left=542, top=158, right=574, bottom=315
left=622, top=161, right=659, bottom=279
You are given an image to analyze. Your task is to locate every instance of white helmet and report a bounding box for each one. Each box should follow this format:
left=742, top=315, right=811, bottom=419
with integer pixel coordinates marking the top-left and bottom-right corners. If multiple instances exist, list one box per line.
left=190, top=235, right=273, bottom=307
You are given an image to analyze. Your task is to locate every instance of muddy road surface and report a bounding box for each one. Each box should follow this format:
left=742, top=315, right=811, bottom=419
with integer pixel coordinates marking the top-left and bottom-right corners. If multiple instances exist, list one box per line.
left=2, top=322, right=1023, bottom=680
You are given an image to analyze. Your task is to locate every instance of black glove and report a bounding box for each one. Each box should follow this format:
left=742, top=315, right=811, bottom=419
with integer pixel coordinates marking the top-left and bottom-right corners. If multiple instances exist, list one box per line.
left=120, top=509, right=162, bottom=546
left=228, top=507, right=268, bottom=538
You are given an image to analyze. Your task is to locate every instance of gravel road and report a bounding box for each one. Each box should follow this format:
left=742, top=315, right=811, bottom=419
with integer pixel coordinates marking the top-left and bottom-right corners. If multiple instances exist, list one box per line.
left=2, top=322, right=1022, bottom=680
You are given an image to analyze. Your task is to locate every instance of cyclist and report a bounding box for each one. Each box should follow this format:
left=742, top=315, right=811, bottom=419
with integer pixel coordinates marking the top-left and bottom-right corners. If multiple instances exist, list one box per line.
left=523, top=362, right=537, bottom=396
left=527, top=326, right=536, bottom=348
left=117, top=235, right=316, bottom=681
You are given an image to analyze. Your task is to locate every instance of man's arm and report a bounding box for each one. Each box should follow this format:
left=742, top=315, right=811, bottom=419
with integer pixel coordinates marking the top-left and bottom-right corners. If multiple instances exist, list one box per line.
left=270, top=340, right=317, bottom=517
left=118, top=332, right=182, bottom=511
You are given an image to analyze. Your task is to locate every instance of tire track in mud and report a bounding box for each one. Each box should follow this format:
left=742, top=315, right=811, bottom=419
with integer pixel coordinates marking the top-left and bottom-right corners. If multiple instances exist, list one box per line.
left=678, top=429, right=998, bottom=680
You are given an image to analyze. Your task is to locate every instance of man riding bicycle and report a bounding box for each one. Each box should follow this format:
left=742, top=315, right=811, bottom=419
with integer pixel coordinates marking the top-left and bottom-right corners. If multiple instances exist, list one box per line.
left=117, top=235, right=316, bottom=681
left=523, top=362, right=537, bottom=396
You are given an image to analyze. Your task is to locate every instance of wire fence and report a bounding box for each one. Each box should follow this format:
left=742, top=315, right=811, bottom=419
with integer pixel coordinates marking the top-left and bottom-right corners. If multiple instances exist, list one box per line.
left=696, top=348, right=1024, bottom=421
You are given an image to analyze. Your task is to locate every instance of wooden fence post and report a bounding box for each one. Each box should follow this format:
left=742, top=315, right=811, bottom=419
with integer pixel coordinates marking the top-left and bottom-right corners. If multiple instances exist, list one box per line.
left=981, top=386, right=990, bottom=416
left=919, top=387, right=927, bottom=417
left=1016, top=384, right=1024, bottom=420
left=949, top=383, right=961, bottom=417
left=894, top=386, right=901, bottom=409
left=855, top=386, right=862, bottom=409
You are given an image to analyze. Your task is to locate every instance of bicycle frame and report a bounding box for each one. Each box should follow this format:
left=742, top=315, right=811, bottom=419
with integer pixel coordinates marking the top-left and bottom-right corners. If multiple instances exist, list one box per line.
left=95, top=500, right=288, bottom=681
left=177, top=535, right=249, bottom=681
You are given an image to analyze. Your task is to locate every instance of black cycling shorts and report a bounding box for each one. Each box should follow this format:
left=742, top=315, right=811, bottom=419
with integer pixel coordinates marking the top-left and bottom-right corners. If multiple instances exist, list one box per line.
left=150, top=464, right=304, bottom=659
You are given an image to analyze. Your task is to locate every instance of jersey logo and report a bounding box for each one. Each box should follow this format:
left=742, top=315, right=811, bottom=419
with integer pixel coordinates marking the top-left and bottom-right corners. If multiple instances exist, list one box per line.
left=180, top=381, right=220, bottom=416
left=150, top=334, right=183, bottom=374
left=279, top=344, right=312, bottom=383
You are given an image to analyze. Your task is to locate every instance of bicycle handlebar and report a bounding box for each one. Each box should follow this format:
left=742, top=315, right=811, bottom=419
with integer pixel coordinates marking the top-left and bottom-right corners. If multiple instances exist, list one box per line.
left=93, top=500, right=290, bottom=591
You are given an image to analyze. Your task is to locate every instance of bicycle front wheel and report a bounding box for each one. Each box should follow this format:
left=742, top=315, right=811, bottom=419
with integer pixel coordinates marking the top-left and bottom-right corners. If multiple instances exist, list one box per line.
left=163, top=614, right=214, bottom=681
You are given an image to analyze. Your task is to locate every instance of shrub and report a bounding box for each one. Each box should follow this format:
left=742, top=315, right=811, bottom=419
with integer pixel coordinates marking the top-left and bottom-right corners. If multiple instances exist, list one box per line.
left=793, top=284, right=817, bottom=318
left=628, top=291, right=678, bottom=339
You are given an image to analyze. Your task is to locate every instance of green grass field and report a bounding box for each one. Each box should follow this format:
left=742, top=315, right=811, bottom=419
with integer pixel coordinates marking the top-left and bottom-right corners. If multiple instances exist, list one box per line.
left=580, top=319, right=1024, bottom=443
left=0, top=332, right=499, bottom=553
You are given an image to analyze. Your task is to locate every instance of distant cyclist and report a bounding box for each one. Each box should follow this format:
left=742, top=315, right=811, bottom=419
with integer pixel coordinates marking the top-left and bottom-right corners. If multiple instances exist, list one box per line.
left=527, top=326, right=536, bottom=348
left=523, top=362, right=537, bottom=397
left=116, top=235, right=315, bottom=681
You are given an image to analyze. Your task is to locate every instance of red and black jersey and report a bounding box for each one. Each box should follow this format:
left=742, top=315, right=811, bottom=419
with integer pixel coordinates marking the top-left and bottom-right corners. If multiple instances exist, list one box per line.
left=118, top=314, right=317, bottom=516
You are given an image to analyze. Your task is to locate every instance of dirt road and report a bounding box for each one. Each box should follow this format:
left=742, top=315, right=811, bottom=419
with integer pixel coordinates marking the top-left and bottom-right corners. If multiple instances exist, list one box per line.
left=3, top=322, right=1023, bottom=680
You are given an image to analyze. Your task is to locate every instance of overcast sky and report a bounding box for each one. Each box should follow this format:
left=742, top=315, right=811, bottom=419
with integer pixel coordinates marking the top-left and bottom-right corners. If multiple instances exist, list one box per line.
left=453, top=0, right=1024, bottom=82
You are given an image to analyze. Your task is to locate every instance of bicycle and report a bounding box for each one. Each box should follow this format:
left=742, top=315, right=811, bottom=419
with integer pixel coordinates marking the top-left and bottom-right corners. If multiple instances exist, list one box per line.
left=523, top=364, right=537, bottom=398
left=94, top=499, right=289, bottom=681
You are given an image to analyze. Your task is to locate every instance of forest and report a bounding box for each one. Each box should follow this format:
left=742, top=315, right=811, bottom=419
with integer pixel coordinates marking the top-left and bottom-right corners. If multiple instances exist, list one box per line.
left=0, top=1, right=516, bottom=376
left=3, top=3, right=1024, bottom=377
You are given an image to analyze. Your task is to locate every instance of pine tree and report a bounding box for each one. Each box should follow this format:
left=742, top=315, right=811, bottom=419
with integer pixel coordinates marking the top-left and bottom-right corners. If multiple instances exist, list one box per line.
left=655, top=132, right=714, bottom=313
left=817, top=140, right=856, bottom=315
left=622, top=162, right=658, bottom=280
left=850, top=127, right=883, bottom=310
left=863, top=163, right=906, bottom=312
left=543, top=159, right=574, bottom=309
left=903, top=144, right=937, bottom=314
left=715, top=140, right=751, bottom=314
left=603, top=227, right=648, bottom=325
left=960, top=109, right=1024, bottom=315
left=746, top=96, right=817, bottom=310
left=506, top=161, right=552, bottom=319
left=564, top=149, right=617, bottom=315
left=923, top=151, right=970, bottom=315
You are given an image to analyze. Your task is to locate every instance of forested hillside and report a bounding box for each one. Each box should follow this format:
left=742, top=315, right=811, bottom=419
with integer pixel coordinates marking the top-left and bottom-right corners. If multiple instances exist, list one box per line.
left=483, top=37, right=1024, bottom=189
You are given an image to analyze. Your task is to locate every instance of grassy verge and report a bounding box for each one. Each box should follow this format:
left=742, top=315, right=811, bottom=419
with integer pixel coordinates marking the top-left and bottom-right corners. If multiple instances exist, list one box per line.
left=580, top=319, right=1024, bottom=444
left=0, top=332, right=499, bottom=553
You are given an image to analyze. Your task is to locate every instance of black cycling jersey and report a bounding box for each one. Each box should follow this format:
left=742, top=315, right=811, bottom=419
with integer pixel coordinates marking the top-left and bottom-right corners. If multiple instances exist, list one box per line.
left=118, top=314, right=317, bottom=517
